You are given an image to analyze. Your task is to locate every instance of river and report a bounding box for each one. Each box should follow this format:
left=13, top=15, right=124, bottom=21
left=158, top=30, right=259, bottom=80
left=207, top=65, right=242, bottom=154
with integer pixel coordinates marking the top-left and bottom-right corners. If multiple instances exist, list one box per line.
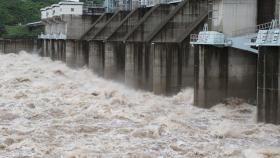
left=0, top=51, right=279, bottom=158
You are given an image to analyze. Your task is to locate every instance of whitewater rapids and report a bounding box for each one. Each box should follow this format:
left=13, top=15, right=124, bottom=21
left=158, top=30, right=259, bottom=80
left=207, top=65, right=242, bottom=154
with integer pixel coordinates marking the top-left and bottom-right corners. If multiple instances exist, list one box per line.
left=0, top=51, right=279, bottom=158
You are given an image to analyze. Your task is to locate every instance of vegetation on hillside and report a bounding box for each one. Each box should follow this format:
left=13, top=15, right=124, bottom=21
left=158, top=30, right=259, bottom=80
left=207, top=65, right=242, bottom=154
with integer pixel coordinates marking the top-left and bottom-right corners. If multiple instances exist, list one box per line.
left=0, top=0, right=60, bottom=38
left=0, top=0, right=60, bottom=26
left=0, top=0, right=103, bottom=38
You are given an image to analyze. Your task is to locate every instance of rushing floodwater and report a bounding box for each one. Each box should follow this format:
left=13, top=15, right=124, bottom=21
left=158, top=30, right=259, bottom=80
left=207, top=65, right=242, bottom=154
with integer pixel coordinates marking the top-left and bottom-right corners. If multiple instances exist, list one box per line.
left=0, top=51, right=279, bottom=158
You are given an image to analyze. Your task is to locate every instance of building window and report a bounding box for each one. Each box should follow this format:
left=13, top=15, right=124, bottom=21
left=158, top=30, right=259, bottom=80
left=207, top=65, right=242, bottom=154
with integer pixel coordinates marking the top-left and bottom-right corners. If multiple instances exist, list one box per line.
left=71, top=8, right=74, bottom=12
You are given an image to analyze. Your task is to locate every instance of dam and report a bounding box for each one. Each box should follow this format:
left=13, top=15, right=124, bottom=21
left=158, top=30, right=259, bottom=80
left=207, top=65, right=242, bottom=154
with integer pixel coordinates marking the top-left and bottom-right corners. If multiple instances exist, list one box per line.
left=0, top=0, right=280, bottom=125
left=1, top=0, right=280, bottom=157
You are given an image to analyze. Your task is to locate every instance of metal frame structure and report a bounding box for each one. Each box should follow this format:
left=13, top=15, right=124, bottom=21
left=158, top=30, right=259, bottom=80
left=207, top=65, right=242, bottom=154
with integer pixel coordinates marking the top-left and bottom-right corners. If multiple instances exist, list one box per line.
left=249, top=20, right=280, bottom=47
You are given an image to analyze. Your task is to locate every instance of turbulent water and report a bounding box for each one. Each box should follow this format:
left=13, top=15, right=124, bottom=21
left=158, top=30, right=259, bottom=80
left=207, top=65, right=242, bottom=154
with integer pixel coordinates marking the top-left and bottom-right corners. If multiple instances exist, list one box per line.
left=0, top=51, right=279, bottom=158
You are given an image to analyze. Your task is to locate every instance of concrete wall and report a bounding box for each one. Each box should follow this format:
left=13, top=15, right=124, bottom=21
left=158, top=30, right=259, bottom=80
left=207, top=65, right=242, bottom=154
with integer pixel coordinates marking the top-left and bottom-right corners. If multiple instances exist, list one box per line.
left=0, top=39, right=39, bottom=54
left=49, top=22, right=66, bottom=35
left=258, top=47, right=280, bottom=125
left=194, top=46, right=257, bottom=108
left=274, top=0, right=279, bottom=21
left=42, top=15, right=99, bottom=40
left=212, top=0, right=257, bottom=36
left=63, top=15, right=98, bottom=39
left=257, top=0, right=278, bottom=24
left=59, top=2, right=83, bottom=15
left=108, top=7, right=150, bottom=42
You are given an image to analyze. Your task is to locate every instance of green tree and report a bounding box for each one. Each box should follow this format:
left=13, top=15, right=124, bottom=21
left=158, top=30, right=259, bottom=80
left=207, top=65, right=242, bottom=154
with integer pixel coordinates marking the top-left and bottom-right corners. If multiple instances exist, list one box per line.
left=0, top=22, right=6, bottom=37
left=0, top=0, right=104, bottom=38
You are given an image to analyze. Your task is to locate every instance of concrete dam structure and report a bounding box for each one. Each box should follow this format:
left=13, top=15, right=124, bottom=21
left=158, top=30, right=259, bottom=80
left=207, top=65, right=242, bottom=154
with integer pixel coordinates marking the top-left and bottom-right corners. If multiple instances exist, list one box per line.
left=1, top=0, right=280, bottom=125
left=191, top=0, right=280, bottom=124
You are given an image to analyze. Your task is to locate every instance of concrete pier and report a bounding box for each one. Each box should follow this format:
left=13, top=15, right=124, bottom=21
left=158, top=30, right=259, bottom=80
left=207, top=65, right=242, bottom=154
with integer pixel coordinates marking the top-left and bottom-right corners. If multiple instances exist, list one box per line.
left=258, top=47, right=280, bottom=124
left=89, top=41, right=104, bottom=76
left=85, top=13, right=114, bottom=75
left=104, top=42, right=125, bottom=80
left=42, top=39, right=47, bottom=57
left=125, top=43, right=153, bottom=90
left=47, top=39, right=52, bottom=57
left=124, top=4, right=177, bottom=90
left=148, top=0, right=208, bottom=95
left=91, top=10, right=130, bottom=81
left=50, top=40, right=66, bottom=61
left=59, top=40, right=66, bottom=62
left=151, top=43, right=196, bottom=95
left=65, top=40, right=88, bottom=68
left=194, top=46, right=257, bottom=108
left=102, top=7, right=151, bottom=86
left=50, top=40, right=55, bottom=60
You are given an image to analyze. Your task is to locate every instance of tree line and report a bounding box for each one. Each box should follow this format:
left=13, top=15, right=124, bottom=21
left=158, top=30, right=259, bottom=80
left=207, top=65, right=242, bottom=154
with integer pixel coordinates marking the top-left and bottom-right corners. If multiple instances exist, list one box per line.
left=0, top=0, right=103, bottom=38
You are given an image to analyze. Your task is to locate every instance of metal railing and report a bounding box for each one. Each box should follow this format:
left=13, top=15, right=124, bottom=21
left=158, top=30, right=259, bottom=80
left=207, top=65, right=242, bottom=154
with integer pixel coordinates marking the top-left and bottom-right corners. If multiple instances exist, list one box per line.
left=255, top=29, right=280, bottom=45
left=190, top=32, right=228, bottom=45
left=146, top=0, right=182, bottom=7
left=38, top=33, right=67, bottom=39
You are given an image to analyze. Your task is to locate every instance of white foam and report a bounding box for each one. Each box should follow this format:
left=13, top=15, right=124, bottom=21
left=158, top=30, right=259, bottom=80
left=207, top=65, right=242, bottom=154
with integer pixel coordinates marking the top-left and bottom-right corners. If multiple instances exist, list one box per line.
left=0, top=51, right=279, bottom=157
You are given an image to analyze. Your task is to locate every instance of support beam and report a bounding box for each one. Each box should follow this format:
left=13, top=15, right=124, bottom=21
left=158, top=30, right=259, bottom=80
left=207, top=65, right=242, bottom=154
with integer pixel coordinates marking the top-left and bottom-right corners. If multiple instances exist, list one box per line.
left=124, top=4, right=177, bottom=42
left=107, top=7, right=150, bottom=42
left=80, top=13, right=113, bottom=41
left=93, top=10, right=130, bottom=41
left=148, top=0, right=208, bottom=43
